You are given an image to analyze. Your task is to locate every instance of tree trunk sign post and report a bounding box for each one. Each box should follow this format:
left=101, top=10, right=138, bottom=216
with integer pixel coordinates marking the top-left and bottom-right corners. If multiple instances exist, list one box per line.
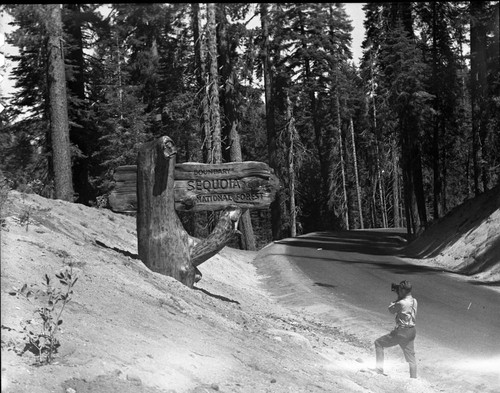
left=109, top=136, right=279, bottom=288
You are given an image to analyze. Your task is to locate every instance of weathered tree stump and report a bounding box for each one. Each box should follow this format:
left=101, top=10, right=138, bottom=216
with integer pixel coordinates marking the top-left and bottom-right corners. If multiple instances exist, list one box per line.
left=136, top=136, right=243, bottom=288
left=137, top=136, right=194, bottom=285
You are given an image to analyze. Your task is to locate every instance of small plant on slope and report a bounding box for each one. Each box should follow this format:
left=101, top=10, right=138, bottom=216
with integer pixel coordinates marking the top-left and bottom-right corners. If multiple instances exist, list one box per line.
left=12, top=268, right=78, bottom=365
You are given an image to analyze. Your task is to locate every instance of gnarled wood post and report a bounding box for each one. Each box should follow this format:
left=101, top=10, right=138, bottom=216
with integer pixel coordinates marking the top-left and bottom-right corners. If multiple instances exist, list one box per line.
left=191, top=206, right=242, bottom=266
left=136, top=136, right=244, bottom=288
left=137, top=136, right=197, bottom=286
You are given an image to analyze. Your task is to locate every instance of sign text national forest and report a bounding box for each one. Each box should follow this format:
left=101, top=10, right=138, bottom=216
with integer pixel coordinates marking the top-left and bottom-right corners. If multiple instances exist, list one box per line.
left=109, top=161, right=279, bottom=213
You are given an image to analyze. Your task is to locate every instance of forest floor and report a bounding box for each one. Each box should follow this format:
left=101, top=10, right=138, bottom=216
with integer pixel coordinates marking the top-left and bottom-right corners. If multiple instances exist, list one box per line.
left=1, top=190, right=498, bottom=393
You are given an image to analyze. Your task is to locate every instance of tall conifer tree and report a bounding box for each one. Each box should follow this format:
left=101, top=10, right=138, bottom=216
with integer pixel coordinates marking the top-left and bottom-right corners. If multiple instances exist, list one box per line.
left=45, top=4, right=74, bottom=201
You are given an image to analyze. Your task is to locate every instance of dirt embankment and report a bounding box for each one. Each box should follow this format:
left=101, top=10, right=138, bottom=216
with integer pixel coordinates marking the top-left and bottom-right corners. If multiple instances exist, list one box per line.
left=405, top=185, right=500, bottom=284
left=0, top=191, right=471, bottom=393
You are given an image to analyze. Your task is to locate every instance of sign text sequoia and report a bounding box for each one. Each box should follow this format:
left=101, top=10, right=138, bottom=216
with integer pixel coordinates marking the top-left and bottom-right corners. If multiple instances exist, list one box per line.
left=109, top=161, right=279, bottom=213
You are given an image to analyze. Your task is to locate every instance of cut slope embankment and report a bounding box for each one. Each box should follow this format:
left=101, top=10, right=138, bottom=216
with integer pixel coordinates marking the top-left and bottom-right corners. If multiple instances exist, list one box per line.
left=2, top=191, right=440, bottom=393
left=405, top=184, right=500, bottom=283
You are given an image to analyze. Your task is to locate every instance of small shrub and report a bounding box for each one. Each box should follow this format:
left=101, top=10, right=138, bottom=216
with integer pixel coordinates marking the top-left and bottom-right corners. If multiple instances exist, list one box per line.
left=55, top=249, right=71, bottom=259
left=19, top=205, right=33, bottom=231
left=95, top=194, right=108, bottom=209
left=10, top=268, right=79, bottom=365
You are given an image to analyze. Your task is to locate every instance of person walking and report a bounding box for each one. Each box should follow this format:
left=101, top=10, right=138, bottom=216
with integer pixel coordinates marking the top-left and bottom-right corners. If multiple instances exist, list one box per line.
left=374, top=280, right=418, bottom=378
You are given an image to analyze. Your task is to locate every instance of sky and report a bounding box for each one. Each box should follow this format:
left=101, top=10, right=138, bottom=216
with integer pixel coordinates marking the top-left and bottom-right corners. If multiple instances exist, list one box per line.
left=0, top=4, right=367, bottom=107
left=1, top=9, right=18, bottom=108
left=344, top=2, right=366, bottom=66
left=0, top=9, right=15, bottom=109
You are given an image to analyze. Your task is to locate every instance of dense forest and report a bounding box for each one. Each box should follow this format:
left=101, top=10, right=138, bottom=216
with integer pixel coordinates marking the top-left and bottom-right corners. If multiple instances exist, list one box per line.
left=0, top=3, right=499, bottom=248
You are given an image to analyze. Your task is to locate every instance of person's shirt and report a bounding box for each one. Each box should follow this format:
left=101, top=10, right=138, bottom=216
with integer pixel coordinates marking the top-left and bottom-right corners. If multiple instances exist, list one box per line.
left=388, top=294, right=417, bottom=328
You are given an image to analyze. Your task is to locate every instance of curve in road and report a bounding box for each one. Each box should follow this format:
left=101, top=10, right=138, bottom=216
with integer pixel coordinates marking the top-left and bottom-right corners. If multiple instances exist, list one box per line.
left=255, top=230, right=500, bottom=391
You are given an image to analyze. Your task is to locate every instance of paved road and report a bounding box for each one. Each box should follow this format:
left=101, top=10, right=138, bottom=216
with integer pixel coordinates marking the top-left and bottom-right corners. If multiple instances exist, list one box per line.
left=266, top=230, right=500, bottom=359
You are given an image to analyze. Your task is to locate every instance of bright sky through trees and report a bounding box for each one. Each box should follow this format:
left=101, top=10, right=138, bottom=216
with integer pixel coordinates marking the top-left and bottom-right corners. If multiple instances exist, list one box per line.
left=344, top=2, right=366, bottom=66
left=0, top=3, right=366, bottom=102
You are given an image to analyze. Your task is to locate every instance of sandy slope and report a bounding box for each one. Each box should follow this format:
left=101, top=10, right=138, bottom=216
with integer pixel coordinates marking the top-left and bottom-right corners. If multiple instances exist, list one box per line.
left=0, top=190, right=490, bottom=393
left=405, top=184, right=500, bottom=284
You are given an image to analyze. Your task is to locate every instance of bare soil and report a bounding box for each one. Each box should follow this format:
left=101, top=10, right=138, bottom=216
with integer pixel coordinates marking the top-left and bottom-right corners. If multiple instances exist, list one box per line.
left=1, top=190, right=497, bottom=393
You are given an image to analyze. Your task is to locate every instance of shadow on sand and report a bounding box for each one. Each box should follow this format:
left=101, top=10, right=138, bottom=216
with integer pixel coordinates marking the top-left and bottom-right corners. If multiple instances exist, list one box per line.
left=194, top=286, right=240, bottom=304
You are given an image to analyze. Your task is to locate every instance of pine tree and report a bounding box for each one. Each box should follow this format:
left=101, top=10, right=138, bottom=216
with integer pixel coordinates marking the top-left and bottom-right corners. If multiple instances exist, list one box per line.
left=45, top=4, right=74, bottom=201
left=415, top=2, right=462, bottom=218
left=4, top=4, right=104, bottom=201
left=470, top=1, right=500, bottom=193
left=63, top=4, right=101, bottom=204
left=378, top=20, right=432, bottom=234
left=259, top=3, right=354, bottom=232
left=88, top=5, right=154, bottom=189
left=4, top=5, right=52, bottom=191
left=216, top=3, right=257, bottom=249
left=206, top=3, right=222, bottom=164
left=260, top=3, right=282, bottom=239
left=192, top=3, right=211, bottom=163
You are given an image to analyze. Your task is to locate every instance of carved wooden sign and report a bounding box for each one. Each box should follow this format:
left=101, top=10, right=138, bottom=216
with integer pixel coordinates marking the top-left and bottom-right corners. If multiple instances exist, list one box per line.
left=109, top=161, right=279, bottom=213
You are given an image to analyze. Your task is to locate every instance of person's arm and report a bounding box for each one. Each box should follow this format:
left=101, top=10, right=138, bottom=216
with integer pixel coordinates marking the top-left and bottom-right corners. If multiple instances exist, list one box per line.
left=388, top=301, right=400, bottom=314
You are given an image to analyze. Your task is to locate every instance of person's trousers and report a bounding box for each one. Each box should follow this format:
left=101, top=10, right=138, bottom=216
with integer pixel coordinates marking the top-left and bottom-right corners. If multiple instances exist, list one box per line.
left=375, top=326, right=417, bottom=378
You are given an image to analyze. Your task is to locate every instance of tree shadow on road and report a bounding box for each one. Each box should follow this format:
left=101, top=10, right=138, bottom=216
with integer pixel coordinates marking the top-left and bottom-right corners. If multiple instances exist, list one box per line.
left=467, top=280, right=500, bottom=287
left=274, top=229, right=408, bottom=257
left=264, top=251, right=444, bottom=276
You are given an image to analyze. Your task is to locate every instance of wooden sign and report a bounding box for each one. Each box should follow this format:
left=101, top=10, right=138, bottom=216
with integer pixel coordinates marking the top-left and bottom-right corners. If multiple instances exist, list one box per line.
left=109, top=161, right=279, bottom=213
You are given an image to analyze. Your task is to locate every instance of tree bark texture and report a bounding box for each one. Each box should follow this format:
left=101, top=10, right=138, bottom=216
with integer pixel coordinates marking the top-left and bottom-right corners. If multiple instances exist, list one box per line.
left=441, top=127, right=447, bottom=214
left=470, top=1, right=489, bottom=195
left=136, top=136, right=244, bottom=288
left=137, top=136, right=195, bottom=286
left=193, top=3, right=211, bottom=237
left=191, top=206, right=242, bottom=266
left=411, top=142, right=428, bottom=229
left=431, top=1, right=442, bottom=220
left=301, top=8, right=335, bottom=230
left=261, top=3, right=282, bottom=240
left=229, top=122, right=257, bottom=250
left=401, top=121, right=415, bottom=235
left=115, top=34, right=124, bottom=120
left=375, top=141, right=388, bottom=228
left=286, top=93, right=297, bottom=237
left=391, top=139, right=400, bottom=227
left=216, top=5, right=257, bottom=251
left=217, top=3, right=231, bottom=162
left=337, top=94, right=349, bottom=229
left=350, top=118, right=364, bottom=229
left=64, top=4, right=93, bottom=204
left=193, top=3, right=211, bottom=164
left=369, top=54, right=387, bottom=228
left=46, top=4, right=74, bottom=202
left=207, top=3, right=222, bottom=164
